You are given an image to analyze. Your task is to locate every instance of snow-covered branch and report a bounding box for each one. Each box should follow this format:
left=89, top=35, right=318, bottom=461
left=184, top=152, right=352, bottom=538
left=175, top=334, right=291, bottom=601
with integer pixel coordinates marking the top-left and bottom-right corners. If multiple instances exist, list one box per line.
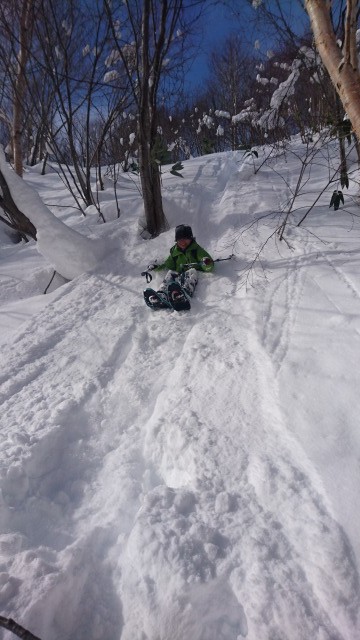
left=0, top=148, right=107, bottom=279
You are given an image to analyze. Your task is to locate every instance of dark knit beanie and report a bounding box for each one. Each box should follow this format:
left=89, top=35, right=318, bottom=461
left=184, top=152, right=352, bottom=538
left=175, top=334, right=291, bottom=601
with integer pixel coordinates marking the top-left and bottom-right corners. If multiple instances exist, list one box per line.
left=175, top=224, right=193, bottom=241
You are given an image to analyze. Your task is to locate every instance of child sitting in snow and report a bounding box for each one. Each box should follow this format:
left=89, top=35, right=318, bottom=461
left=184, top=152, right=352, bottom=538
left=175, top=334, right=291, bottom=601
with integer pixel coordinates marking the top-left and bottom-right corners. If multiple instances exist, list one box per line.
left=147, top=224, right=214, bottom=307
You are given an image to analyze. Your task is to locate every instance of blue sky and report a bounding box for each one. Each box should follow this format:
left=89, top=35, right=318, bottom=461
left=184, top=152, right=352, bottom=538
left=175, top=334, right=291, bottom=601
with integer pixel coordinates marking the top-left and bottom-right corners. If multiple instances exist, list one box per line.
left=185, top=4, right=238, bottom=91
left=185, top=1, right=309, bottom=92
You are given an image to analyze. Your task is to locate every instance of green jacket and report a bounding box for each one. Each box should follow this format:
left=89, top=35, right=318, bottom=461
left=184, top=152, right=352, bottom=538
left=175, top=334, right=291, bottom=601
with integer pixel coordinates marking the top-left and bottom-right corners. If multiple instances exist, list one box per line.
left=155, top=240, right=214, bottom=273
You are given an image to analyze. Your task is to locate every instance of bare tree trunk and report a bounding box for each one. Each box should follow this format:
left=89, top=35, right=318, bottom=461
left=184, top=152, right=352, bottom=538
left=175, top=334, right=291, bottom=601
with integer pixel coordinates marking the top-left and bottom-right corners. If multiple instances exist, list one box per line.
left=41, top=151, right=49, bottom=175
left=0, top=169, right=37, bottom=240
left=105, top=0, right=202, bottom=235
left=335, top=92, right=349, bottom=187
left=138, top=0, right=168, bottom=236
left=13, top=0, right=34, bottom=177
left=138, top=140, right=166, bottom=235
left=305, top=0, right=360, bottom=140
left=343, top=0, right=358, bottom=69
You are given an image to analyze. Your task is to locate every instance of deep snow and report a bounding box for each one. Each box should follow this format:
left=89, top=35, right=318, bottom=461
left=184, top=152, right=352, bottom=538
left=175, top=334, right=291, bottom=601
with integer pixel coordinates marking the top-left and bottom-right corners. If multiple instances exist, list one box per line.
left=1, top=138, right=360, bottom=640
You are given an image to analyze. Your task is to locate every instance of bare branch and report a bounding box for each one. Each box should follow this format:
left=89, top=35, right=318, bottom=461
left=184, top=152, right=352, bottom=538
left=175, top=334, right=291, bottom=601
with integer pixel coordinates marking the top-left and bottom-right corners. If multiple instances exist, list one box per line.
left=0, top=616, right=42, bottom=640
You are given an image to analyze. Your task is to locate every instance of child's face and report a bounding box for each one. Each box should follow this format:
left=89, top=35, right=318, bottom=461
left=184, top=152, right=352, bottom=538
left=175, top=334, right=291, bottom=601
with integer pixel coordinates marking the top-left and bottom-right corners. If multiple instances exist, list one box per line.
left=177, top=237, right=192, bottom=249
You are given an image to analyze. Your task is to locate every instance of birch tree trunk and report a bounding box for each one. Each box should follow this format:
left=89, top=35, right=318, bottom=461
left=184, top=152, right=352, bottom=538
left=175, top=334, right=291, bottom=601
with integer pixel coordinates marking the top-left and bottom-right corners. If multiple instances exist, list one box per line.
left=305, top=0, right=360, bottom=140
left=13, top=0, right=34, bottom=177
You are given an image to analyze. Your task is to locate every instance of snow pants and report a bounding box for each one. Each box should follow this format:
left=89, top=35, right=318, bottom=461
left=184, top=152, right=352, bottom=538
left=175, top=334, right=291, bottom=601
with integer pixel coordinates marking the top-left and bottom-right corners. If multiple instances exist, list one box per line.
left=158, top=268, right=198, bottom=297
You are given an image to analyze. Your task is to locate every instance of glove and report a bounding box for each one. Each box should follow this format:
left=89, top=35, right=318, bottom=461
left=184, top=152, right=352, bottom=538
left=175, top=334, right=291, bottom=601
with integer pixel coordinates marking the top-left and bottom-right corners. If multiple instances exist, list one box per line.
left=147, top=263, right=157, bottom=271
left=202, top=257, right=212, bottom=266
left=141, top=270, right=153, bottom=283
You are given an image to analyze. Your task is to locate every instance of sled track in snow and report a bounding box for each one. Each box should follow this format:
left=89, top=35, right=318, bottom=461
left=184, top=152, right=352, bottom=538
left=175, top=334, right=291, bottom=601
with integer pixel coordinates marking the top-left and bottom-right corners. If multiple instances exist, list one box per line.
left=261, top=247, right=309, bottom=375
left=318, top=247, right=360, bottom=303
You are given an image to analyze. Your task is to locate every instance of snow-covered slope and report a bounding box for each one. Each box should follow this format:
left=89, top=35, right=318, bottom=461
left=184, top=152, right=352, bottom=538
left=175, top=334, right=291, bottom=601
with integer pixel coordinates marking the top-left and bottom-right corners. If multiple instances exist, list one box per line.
left=1, top=141, right=360, bottom=640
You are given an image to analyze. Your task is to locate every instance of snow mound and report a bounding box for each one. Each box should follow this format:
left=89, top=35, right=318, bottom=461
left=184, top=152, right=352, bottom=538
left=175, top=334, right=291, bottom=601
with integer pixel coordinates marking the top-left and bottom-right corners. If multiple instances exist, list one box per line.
left=0, top=148, right=108, bottom=279
left=1, top=141, right=360, bottom=639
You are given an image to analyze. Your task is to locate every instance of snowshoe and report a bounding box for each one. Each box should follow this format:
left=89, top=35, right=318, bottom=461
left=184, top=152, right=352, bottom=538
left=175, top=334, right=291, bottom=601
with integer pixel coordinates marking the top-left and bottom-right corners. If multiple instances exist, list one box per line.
left=144, top=288, right=171, bottom=310
left=167, top=282, right=191, bottom=311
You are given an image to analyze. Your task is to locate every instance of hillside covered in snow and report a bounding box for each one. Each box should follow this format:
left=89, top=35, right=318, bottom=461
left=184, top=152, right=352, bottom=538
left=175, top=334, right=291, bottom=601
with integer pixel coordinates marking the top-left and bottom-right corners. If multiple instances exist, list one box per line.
left=1, top=138, right=360, bottom=640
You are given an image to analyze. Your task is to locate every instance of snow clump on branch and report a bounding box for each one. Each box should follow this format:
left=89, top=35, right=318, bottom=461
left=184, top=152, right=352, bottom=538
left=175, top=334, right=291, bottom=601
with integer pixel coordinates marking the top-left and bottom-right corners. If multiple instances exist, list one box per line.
left=104, top=70, right=119, bottom=83
left=215, top=111, right=231, bottom=119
